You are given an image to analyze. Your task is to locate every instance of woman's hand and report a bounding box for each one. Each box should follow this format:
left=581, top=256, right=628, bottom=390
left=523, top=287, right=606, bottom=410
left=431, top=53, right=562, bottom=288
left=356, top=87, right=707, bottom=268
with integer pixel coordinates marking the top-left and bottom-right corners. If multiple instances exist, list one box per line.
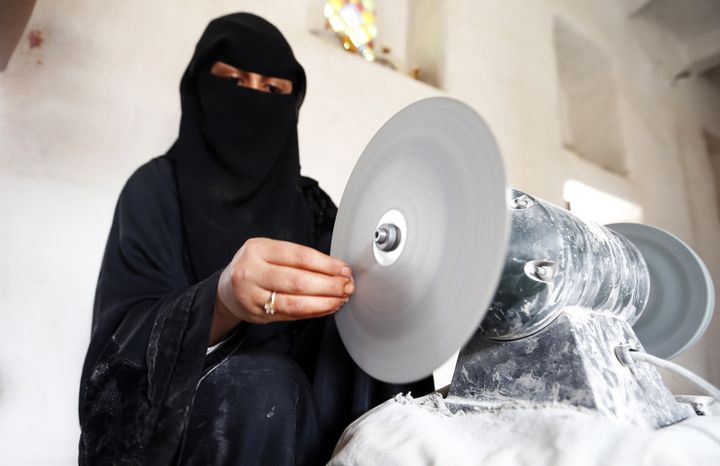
left=210, top=238, right=354, bottom=344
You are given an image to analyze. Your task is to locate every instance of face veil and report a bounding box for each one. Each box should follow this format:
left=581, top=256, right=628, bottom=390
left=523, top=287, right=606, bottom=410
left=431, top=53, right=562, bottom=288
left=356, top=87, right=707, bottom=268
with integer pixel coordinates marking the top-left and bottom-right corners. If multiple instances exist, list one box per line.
left=169, top=13, right=313, bottom=280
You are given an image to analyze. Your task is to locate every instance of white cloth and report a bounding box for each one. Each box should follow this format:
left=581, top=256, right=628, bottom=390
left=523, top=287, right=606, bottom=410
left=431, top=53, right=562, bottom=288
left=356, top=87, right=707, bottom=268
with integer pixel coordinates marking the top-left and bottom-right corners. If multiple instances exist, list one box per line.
left=329, top=393, right=720, bottom=466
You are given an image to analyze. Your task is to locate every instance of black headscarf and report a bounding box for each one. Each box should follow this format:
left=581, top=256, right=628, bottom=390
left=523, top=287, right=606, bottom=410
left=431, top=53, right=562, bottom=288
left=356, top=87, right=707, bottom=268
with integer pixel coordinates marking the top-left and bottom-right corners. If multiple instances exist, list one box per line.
left=169, top=13, right=313, bottom=280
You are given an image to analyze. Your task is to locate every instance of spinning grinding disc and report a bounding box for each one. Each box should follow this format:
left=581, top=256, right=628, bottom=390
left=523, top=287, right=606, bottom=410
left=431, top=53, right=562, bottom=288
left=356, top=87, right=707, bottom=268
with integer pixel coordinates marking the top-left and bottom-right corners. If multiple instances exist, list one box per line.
left=331, top=97, right=509, bottom=383
left=607, top=223, right=715, bottom=360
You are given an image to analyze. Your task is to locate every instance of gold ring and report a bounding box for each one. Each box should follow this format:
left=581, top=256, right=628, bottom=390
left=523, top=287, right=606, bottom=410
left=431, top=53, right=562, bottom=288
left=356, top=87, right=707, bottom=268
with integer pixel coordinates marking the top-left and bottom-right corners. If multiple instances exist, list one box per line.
left=264, top=290, right=277, bottom=315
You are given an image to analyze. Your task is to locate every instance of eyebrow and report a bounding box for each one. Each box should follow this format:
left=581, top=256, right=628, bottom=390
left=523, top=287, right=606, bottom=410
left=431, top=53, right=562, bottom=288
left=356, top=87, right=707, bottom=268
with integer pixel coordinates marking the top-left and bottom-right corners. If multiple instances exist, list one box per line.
left=218, top=63, right=286, bottom=79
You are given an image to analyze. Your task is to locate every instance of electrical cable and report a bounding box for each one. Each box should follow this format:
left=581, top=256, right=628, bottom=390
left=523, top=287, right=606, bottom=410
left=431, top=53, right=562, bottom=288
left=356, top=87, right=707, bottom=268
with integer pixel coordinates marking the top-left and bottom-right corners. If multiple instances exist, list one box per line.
left=621, top=347, right=720, bottom=400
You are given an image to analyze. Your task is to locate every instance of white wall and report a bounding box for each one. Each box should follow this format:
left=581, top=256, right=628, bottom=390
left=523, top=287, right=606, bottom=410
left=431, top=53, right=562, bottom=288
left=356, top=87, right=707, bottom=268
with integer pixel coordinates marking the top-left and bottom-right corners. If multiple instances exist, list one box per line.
left=1, top=0, right=719, bottom=464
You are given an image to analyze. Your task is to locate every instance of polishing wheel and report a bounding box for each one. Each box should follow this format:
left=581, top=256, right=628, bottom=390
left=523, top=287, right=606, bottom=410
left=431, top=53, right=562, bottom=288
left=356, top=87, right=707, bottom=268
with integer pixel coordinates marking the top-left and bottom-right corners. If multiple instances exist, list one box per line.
left=331, top=97, right=510, bottom=383
left=607, top=223, right=715, bottom=360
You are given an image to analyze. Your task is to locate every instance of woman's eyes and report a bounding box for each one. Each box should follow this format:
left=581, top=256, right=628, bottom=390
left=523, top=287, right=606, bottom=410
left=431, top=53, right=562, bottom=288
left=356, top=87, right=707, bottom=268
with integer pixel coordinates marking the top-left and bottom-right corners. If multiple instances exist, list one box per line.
left=224, top=76, right=243, bottom=85
left=220, top=75, right=287, bottom=94
left=265, top=84, right=282, bottom=94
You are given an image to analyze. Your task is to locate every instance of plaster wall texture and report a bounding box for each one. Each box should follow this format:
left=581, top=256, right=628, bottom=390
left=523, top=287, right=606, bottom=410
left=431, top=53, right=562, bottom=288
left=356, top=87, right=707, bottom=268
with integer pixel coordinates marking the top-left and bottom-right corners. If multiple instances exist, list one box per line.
left=0, top=0, right=718, bottom=464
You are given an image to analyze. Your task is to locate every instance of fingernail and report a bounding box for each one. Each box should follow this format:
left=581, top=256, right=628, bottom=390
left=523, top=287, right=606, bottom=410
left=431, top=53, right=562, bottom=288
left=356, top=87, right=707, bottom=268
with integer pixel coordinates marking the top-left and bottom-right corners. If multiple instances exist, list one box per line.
left=344, top=296, right=350, bottom=303
left=340, top=266, right=352, bottom=278
left=344, top=281, right=354, bottom=295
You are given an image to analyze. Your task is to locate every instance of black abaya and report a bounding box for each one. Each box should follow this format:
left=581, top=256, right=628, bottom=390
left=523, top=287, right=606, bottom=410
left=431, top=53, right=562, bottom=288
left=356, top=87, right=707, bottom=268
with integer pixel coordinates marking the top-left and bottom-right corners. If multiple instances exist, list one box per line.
left=79, top=13, right=433, bottom=465
left=78, top=156, right=433, bottom=465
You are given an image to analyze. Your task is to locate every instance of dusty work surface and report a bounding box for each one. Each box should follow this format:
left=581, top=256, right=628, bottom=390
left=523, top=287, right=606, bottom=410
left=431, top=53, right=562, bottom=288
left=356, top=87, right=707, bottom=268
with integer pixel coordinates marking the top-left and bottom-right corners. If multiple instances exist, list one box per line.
left=329, top=392, right=720, bottom=465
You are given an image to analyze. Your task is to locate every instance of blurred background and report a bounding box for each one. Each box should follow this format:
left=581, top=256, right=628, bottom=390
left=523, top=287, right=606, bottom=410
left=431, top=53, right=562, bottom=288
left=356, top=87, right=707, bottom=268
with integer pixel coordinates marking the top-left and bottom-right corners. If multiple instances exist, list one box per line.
left=1, top=0, right=719, bottom=463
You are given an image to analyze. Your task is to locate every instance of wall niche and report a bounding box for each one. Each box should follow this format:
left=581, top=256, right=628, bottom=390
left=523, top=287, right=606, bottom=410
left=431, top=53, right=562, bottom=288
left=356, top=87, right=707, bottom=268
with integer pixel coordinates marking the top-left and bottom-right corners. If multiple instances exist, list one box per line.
left=307, top=0, right=446, bottom=88
left=703, top=129, right=720, bottom=218
left=554, top=18, right=628, bottom=176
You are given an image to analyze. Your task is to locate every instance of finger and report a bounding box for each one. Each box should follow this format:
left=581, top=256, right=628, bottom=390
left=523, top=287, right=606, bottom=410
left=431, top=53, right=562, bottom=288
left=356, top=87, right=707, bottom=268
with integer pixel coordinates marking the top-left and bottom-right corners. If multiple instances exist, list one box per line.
left=233, top=285, right=281, bottom=323
left=260, top=239, right=353, bottom=278
left=272, top=293, right=348, bottom=319
left=258, top=263, right=354, bottom=298
left=292, top=306, right=344, bottom=321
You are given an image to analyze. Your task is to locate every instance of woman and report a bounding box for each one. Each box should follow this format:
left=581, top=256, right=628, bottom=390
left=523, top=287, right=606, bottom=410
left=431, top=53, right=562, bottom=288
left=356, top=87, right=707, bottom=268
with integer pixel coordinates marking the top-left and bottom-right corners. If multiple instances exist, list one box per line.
left=78, top=12, right=433, bottom=465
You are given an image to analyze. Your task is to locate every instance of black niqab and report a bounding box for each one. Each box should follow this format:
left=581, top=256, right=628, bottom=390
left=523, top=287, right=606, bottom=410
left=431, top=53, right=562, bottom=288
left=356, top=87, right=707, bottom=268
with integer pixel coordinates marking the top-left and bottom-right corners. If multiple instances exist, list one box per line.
left=170, top=13, right=312, bottom=279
